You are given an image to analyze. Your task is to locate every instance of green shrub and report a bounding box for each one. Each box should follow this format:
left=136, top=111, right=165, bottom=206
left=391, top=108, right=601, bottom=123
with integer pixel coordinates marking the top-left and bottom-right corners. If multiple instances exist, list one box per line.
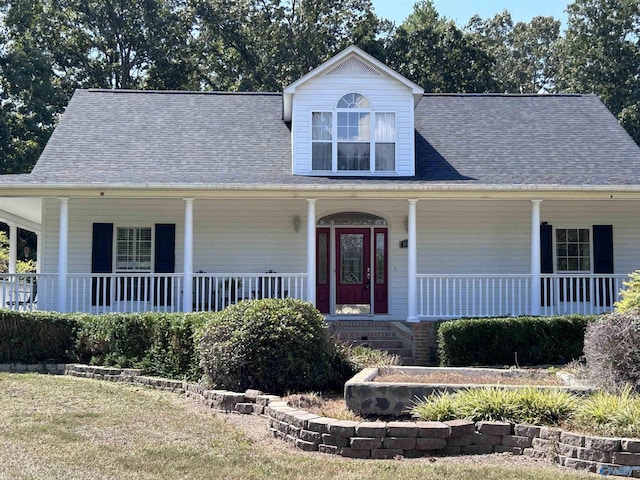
left=0, top=310, right=84, bottom=363
left=583, top=308, right=640, bottom=393
left=437, top=315, right=597, bottom=367
left=197, top=298, right=352, bottom=395
left=615, top=270, right=640, bottom=312
left=141, top=313, right=207, bottom=380
left=76, top=313, right=154, bottom=367
left=77, top=311, right=207, bottom=380
left=411, top=387, right=578, bottom=425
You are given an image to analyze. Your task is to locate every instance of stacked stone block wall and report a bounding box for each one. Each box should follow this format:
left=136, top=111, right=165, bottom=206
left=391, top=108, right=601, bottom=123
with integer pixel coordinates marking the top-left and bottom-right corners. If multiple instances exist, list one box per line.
left=4, top=364, right=639, bottom=478
left=0, top=363, right=66, bottom=374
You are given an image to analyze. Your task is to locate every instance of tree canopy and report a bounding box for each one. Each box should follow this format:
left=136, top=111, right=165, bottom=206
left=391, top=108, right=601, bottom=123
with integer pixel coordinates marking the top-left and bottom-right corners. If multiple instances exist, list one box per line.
left=1, top=0, right=639, bottom=176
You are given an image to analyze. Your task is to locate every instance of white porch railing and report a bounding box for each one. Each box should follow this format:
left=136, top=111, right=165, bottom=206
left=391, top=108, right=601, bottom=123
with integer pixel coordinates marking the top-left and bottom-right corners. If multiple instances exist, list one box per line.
left=67, top=274, right=183, bottom=314
left=418, top=274, right=532, bottom=319
left=192, top=272, right=307, bottom=312
left=3, top=272, right=307, bottom=314
left=418, top=273, right=629, bottom=319
left=67, top=273, right=182, bottom=313
left=0, top=273, right=55, bottom=312
left=540, top=274, right=628, bottom=316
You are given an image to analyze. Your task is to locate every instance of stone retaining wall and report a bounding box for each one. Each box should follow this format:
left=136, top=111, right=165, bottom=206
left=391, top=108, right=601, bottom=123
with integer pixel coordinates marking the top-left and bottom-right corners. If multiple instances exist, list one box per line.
left=6, top=364, right=639, bottom=478
left=0, top=363, right=66, bottom=374
left=345, top=367, right=594, bottom=417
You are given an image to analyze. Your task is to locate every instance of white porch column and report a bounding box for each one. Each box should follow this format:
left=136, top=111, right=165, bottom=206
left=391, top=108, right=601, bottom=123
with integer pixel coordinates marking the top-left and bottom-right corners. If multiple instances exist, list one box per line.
left=183, top=198, right=194, bottom=312
left=407, top=199, right=419, bottom=322
left=36, top=233, right=42, bottom=273
left=57, top=197, right=69, bottom=312
left=8, top=223, right=17, bottom=274
left=531, top=199, right=542, bottom=316
left=306, top=199, right=317, bottom=305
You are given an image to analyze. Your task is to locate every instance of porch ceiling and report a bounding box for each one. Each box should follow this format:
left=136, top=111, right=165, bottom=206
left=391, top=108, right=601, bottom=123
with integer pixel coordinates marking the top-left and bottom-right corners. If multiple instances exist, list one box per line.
left=0, top=197, right=42, bottom=231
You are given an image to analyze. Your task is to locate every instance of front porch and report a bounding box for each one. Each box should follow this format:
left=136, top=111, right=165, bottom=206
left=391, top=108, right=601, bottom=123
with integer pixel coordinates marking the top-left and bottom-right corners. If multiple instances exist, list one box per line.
left=1, top=195, right=638, bottom=321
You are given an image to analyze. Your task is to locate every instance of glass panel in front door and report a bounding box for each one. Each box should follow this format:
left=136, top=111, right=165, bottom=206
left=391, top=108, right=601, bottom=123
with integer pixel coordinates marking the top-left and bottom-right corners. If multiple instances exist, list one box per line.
left=340, top=234, right=364, bottom=284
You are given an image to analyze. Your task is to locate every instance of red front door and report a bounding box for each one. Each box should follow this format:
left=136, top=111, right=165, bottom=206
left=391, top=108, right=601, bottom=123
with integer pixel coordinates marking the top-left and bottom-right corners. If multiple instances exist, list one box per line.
left=315, top=226, right=388, bottom=315
left=335, top=228, right=371, bottom=308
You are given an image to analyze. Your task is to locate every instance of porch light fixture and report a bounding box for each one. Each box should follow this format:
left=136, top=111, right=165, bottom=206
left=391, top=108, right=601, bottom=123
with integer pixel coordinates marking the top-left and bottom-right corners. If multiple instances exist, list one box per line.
left=293, top=215, right=301, bottom=233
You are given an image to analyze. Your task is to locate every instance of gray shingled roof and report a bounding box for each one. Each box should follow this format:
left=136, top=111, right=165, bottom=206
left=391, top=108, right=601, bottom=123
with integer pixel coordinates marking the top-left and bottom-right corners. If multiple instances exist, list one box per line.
left=6, top=89, right=640, bottom=189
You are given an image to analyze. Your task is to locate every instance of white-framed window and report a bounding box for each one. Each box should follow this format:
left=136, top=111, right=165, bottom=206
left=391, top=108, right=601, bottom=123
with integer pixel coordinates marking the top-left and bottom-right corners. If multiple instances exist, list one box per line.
left=116, top=227, right=152, bottom=272
left=556, top=228, right=590, bottom=272
left=311, top=92, right=396, bottom=173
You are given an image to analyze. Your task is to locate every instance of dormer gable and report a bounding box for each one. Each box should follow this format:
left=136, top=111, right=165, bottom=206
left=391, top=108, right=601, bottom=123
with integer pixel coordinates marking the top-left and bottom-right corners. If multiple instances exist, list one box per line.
left=285, top=46, right=424, bottom=177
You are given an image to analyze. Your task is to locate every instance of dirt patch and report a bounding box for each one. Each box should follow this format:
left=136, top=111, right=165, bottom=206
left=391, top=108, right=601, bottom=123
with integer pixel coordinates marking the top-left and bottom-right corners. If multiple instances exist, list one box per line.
left=284, top=392, right=363, bottom=421
left=375, top=371, right=564, bottom=386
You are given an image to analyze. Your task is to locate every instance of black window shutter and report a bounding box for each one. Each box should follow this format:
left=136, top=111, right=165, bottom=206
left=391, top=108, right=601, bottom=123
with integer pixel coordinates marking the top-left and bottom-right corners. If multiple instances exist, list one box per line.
left=540, top=224, right=553, bottom=307
left=91, top=223, right=113, bottom=306
left=593, top=225, right=614, bottom=306
left=593, top=225, right=614, bottom=274
left=154, top=224, right=176, bottom=306
left=540, top=224, right=553, bottom=273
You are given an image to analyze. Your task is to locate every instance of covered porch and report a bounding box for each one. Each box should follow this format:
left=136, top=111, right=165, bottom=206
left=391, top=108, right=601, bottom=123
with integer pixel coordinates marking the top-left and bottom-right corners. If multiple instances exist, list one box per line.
left=0, top=193, right=635, bottom=319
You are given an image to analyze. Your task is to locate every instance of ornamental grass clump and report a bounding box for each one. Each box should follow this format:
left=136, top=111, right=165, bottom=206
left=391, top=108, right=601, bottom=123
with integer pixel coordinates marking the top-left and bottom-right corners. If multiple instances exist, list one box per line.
left=571, top=388, right=640, bottom=438
left=340, top=343, right=400, bottom=370
left=411, top=387, right=578, bottom=425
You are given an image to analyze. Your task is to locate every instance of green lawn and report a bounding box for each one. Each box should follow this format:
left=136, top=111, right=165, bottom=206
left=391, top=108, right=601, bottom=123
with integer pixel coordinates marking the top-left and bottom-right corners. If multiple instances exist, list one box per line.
left=0, top=374, right=593, bottom=480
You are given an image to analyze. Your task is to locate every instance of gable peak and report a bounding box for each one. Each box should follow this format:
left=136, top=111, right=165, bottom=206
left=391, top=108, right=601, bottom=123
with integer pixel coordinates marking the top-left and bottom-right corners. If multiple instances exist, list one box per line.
left=323, top=55, right=382, bottom=78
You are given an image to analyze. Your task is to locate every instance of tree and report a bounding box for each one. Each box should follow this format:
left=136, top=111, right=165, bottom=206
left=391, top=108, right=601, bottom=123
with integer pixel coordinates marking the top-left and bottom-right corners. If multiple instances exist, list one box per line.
left=386, top=1, right=496, bottom=93
left=466, top=12, right=561, bottom=93
left=191, top=0, right=391, bottom=91
left=0, top=230, right=36, bottom=273
left=0, top=1, right=68, bottom=173
left=557, top=0, right=640, bottom=144
left=0, top=0, right=200, bottom=174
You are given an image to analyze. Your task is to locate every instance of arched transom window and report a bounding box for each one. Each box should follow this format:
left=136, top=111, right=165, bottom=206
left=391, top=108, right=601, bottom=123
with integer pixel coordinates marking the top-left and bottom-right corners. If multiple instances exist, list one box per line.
left=311, top=92, right=396, bottom=173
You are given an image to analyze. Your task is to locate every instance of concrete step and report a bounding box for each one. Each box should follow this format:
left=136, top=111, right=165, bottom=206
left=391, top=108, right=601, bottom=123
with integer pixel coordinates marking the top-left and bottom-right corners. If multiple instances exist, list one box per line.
left=333, top=330, right=402, bottom=340
left=328, top=320, right=416, bottom=364
left=385, top=348, right=414, bottom=358
left=342, top=338, right=405, bottom=349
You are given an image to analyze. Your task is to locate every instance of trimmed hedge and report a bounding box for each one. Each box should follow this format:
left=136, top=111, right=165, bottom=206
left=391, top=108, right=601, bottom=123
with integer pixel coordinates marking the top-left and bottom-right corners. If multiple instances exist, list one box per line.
left=0, top=310, right=207, bottom=380
left=76, top=312, right=207, bottom=380
left=437, top=315, right=598, bottom=366
left=0, top=310, right=83, bottom=363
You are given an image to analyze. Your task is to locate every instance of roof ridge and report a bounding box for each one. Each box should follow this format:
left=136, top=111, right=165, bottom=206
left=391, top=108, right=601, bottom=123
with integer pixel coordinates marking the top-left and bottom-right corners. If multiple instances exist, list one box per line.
left=84, top=89, right=281, bottom=96
left=421, top=93, right=588, bottom=98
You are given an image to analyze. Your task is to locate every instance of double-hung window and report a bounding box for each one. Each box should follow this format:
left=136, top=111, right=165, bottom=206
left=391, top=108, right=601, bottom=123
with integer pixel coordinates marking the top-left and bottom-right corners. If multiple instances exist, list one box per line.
left=555, top=228, right=591, bottom=303
left=116, top=227, right=152, bottom=272
left=556, top=228, right=590, bottom=272
left=116, top=227, right=152, bottom=301
left=312, top=92, right=396, bottom=173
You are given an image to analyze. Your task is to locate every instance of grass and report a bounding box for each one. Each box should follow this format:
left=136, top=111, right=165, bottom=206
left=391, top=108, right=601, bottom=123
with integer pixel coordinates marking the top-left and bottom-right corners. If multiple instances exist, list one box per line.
left=0, top=373, right=593, bottom=480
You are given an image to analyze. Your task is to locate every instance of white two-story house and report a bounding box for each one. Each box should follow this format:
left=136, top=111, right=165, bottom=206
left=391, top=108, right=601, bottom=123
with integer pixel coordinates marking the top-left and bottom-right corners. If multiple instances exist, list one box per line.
left=2, top=46, right=640, bottom=357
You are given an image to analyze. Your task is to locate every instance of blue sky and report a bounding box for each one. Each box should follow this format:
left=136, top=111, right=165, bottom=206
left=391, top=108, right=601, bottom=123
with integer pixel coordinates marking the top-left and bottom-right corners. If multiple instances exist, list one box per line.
left=371, top=0, right=569, bottom=27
